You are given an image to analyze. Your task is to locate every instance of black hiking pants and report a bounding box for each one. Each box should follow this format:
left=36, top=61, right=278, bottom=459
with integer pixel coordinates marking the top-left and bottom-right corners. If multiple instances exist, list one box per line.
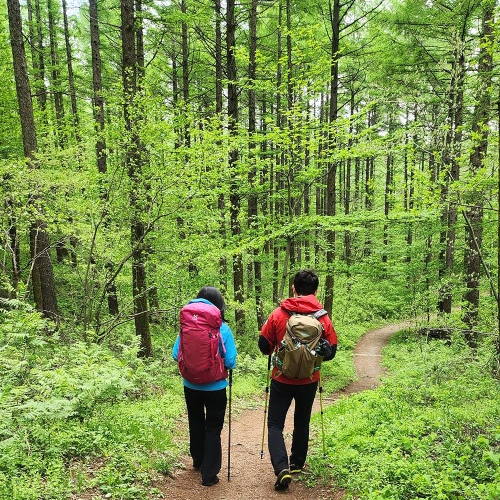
left=184, top=386, right=227, bottom=483
left=267, top=379, right=318, bottom=475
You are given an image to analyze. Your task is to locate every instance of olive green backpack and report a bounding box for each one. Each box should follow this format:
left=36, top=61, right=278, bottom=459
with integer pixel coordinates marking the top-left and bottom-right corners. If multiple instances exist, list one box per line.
left=273, top=309, right=327, bottom=380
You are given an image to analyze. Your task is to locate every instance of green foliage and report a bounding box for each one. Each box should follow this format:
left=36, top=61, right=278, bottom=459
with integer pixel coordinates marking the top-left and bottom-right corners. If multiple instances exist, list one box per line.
left=309, top=331, right=500, bottom=499
left=0, top=305, right=185, bottom=499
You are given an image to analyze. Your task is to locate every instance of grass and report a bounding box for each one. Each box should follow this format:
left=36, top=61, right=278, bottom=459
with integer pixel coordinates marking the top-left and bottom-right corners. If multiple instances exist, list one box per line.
left=308, top=329, right=500, bottom=499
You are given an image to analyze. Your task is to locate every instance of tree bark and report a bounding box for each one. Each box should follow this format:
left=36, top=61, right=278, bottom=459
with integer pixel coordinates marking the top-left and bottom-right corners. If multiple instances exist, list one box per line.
left=247, top=0, right=264, bottom=328
left=7, top=0, right=58, bottom=321
left=324, top=0, right=340, bottom=316
left=272, top=0, right=284, bottom=304
left=89, top=0, right=107, bottom=175
left=438, top=33, right=465, bottom=314
left=462, top=3, right=494, bottom=341
left=181, top=0, right=190, bottom=147
left=28, top=0, right=48, bottom=112
left=213, top=0, right=227, bottom=291
left=61, top=0, right=79, bottom=142
left=121, top=0, right=153, bottom=357
left=88, top=0, right=120, bottom=320
left=47, top=0, right=65, bottom=148
left=227, top=0, right=245, bottom=333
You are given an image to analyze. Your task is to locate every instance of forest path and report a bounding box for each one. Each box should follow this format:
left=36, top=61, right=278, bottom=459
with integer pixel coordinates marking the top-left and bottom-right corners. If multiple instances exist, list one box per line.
left=152, top=320, right=412, bottom=500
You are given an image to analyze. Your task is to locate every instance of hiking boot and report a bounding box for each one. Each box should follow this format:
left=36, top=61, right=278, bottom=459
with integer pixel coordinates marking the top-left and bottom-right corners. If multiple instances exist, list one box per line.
left=274, top=469, right=292, bottom=491
left=202, top=475, right=220, bottom=486
left=289, top=463, right=303, bottom=474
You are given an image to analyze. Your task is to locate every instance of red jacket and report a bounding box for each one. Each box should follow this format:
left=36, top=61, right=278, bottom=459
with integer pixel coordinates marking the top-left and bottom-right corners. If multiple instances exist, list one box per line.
left=259, top=295, right=338, bottom=385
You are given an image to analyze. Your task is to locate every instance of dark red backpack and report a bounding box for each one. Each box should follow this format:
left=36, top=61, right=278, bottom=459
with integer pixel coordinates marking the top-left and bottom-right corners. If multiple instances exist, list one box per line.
left=178, top=301, right=227, bottom=384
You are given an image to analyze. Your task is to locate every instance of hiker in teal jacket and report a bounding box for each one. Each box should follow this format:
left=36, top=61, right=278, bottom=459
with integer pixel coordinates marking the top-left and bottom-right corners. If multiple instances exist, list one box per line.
left=172, top=287, right=237, bottom=487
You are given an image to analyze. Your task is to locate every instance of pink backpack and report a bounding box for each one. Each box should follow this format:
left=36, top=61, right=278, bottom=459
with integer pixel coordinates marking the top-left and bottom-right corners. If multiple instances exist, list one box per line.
left=178, top=302, right=227, bottom=384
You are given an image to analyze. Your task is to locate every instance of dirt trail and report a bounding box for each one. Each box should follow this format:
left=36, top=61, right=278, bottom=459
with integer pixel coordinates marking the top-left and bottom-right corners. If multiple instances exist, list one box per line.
left=153, top=321, right=411, bottom=499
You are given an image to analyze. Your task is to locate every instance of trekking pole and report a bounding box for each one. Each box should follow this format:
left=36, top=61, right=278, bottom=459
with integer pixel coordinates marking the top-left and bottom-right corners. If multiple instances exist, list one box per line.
left=260, top=355, right=272, bottom=459
left=319, top=370, right=327, bottom=459
left=228, top=369, right=233, bottom=481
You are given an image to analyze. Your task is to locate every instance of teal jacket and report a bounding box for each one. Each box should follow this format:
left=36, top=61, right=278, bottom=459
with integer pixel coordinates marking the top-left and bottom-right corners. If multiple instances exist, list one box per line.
left=172, top=298, right=237, bottom=391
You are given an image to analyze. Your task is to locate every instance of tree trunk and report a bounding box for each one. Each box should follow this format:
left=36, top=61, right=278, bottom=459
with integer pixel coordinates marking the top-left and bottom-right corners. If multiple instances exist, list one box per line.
left=344, top=90, right=354, bottom=266
left=382, top=148, right=393, bottom=266
left=272, top=0, right=283, bottom=304
left=497, top=94, right=500, bottom=362
left=47, top=0, right=65, bottom=148
left=181, top=0, right=190, bottom=147
left=121, top=0, right=152, bottom=357
left=88, top=0, right=119, bottom=319
left=247, top=0, right=264, bottom=328
left=214, top=0, right=227, bottom=291
left=28, top=0, right=48, bottom=113
left=7, top=0, right=58, bottom=321
left=364, top=108, right=375, bottom=257
left=438, top=34, right=465, bottom=314
left=324, top=0, right=340, bottom=316
left=226, top=0, right=245, bottom=333
left=61, top=0, right=79, bottom=143
left=462, top=3, right=494, bottom=342
left=226, top=0, right=244, bottom=318
left=89, top=0, right=107, bottom=175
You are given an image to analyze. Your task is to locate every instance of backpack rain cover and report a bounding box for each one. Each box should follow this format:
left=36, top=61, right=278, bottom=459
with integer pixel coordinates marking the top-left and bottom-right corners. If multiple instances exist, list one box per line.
left=178, top=302, right=227, bottom=384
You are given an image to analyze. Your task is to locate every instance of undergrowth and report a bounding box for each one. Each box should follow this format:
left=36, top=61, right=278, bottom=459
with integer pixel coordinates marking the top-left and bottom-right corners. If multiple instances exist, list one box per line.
left=0, top=303, right=268, bottom=499
left=308, top=329, right=500, bottom=499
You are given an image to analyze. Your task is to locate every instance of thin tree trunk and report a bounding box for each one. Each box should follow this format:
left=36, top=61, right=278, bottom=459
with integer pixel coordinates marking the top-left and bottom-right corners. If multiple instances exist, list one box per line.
left=181, top=0, right=190, bottom=147
left=135, top=0, right=158, bottom=320
left=227, top=0, right=245, bottom=333
left=47, top=0, right=65, bottom=148
left=405, top=106, right=415, bottom=264
left=324, top=0, right=340, bottom=316
left=344, top=90, right=354, bottom=266
left=247, top=0, right=264, bottom=328
left=272, top=0, right=283, bottom=304
left=121, top=0, right=152, bottom=357
left=61, top=0, right=79, bottom=143
left=363, top=108, right=375, bottom=257
left=89, top=0, right=107, bottom=175
left=497, top=93, right=500, bottom=362
left=438, top=35, right=465, bottom=314
left=89, top=0, right=118, bottom=319
left=214, top=0, right=227, bottom=291
left=382, top=148, right=393, bottom=266
left=27, top=0, right=47, bottom=113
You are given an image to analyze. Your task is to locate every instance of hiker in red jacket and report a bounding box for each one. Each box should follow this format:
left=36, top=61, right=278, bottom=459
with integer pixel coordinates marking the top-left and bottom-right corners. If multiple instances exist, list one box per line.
left=258, top=269, right=338, bottom=491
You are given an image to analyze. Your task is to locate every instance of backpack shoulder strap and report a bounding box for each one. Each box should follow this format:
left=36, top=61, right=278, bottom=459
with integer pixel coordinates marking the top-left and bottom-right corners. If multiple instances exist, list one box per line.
left=312, top=308, right=328, bottom=319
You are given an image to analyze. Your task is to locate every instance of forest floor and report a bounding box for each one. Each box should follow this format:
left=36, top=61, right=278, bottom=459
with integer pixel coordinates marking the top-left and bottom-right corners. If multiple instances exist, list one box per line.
left=151, top=320, right=412, bottom=500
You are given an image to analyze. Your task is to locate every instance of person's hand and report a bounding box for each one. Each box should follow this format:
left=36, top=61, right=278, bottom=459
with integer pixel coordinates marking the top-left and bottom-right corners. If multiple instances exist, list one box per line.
left=315, top=338, right=332, bottom=357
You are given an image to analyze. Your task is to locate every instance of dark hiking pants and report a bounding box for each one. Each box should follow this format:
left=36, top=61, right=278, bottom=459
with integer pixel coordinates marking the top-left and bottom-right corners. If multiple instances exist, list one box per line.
left=184, top=386, right=227, bottom=483
left=267, top=379, right=318, bottom=475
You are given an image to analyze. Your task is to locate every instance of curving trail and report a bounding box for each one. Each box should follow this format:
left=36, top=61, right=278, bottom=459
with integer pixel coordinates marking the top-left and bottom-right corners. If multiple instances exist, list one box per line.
left=152, top=321, right=411, bottom=500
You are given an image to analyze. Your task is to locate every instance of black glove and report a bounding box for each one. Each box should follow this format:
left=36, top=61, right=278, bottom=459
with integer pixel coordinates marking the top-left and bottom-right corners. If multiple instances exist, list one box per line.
left=314, top=338, right=332, bottom=358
